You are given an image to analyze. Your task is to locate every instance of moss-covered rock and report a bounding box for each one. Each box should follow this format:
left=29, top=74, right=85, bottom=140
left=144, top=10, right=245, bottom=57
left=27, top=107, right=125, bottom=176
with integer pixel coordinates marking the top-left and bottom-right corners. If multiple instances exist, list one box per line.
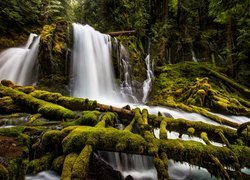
left=41, top=130, right=64, bottom=154
left=38, top=22, right=70, bottom=94
left=52, top=156, right=65, bottom=174
left=26, top=153, right=53, bottom=174
left=75, top=111, right=101, bottom=126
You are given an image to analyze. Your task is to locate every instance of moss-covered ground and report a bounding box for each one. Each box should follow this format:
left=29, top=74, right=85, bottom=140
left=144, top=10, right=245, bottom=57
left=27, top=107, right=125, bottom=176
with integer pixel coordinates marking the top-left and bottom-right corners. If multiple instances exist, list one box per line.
left=149, top=62, right=250, bottom=118
left=0, top=80, right=249, bottom=179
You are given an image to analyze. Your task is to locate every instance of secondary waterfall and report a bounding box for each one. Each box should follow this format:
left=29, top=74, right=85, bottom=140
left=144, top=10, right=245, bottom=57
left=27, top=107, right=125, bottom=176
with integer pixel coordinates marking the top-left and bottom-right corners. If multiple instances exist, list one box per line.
left=0, top=33, right=40, bottom=85
left=142, top=54, right=154, bottom=103
left=118, top=43, right=138, bottom=103
left=71, top=23, right=123, bottom=104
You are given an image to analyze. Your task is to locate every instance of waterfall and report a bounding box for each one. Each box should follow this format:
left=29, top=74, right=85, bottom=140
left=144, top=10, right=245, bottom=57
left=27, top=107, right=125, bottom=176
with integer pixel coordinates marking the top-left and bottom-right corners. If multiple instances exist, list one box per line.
left=119, top=43, right=138, bottom=103
left=142, top=54, right=154, bottom=103
left=0, top=33, right=40, bottom=85
left=191, top=49, right=198, bottom=62
left=70, top=23, right=250, bottom=179
left=98, top=151, right=157, bottom=180
left=71, top=23, right=123, bottom=104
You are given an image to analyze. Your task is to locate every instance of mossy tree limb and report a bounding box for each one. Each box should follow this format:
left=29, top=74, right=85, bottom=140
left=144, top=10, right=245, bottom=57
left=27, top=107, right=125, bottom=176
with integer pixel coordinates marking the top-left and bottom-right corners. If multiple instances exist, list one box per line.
left=71, top=145, right=93, bottom=179
left=160, top=139, right=250, bottom=172
left=160, top=119, right=168, bottom=140
left=202, top=66, right=250, bottom=98
left=0, top=84, right=76, bottom=119
left=61, top=153, right=78, bottom=180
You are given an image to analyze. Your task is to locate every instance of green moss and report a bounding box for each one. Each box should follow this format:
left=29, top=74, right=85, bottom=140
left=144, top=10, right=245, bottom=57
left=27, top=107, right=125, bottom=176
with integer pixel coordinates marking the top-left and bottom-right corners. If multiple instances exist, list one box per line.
left=0, top=126, right=26, bottom=137
left=124, top=118, right=135, bottom=132
left=144, top=131, right=159, bottom=154
left=142, top=109, right=148, bottom=124
left=41, top=130, right=64, bottom=153
left=71, top=145, right=92, bottom=179
left=15, top=86, right=36, bottom=94
left=62, top=126, right=146, bottom=154
left=52, top=156, right=65, bottom=174
left=201, top=132, right=211, bottom=145
left=75, top=111, right=100, bottom=126
left=28, top=114, right=42, bottom=125
left=160, top=119, right=168, bottom=140
left=187, top=127, right=195, bottom=136
left=30, top=90, right=62, bottom=103
left=26, top=153, right=53, bottom=174
left=61, top=153, right=78, bottom=180
left=0, top=96, right=24, bottom=114
left=1, top=80, right=15, bottom=87
left=159, top=118, right=242, bottom=144
left=209, top=155, right=230, bottom=179
left=150, top=62, right=250, bottom=116
left=0, top=84, right=76, bottom=119
left=95, top=112, right=115, bottom=128
left=57, top=97, right=97, bottom=111
left=153, top=152, right=169, bottom=179
left=41, top=25, right=56, bottom=43
left=0, top=164, right=9, bottom=180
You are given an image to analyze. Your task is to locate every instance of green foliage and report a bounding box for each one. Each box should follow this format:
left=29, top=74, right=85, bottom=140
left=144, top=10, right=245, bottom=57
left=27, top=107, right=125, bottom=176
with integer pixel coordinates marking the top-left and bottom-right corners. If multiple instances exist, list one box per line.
left=0, top=164, right=9, bottom=180
left=77, top=0, right=149, bottom=33
left=0, top=0, right=41, bottom=34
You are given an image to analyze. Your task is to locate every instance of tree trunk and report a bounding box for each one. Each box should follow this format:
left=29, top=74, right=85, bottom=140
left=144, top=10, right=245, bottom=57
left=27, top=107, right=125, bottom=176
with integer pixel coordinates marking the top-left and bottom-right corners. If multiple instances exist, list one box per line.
left=226, top=15, right=233, bottom=76
left=163, top=0, right=169, bottom=20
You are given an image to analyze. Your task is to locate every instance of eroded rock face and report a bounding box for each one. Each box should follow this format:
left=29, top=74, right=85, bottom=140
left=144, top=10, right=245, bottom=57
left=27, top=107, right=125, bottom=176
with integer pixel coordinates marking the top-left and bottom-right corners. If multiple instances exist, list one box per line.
left=88, top=153, right=124, bottom=180
left=38, top=21, right=70, bottom=94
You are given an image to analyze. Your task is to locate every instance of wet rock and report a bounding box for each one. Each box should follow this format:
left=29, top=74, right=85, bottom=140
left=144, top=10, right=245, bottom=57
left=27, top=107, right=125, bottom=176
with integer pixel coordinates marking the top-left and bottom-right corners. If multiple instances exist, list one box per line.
left=88, top=153, right=124, bottom=180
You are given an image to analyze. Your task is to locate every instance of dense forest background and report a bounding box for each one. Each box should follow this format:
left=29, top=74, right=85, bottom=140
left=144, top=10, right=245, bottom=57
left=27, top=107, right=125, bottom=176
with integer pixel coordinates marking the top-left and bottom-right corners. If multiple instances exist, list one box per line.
left=0, top=0, right=249, bottom=87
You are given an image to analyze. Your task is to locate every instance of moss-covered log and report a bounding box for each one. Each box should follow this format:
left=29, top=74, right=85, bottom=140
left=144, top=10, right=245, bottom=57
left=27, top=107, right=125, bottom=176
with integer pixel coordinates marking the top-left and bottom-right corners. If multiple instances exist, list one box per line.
left=203, top=66, right=250, bottom=98
left=160, top=139, right=250, bottom=172
left=0, top=84, right=76, bottom=119
left=61, top=153, right=78, bottom=180
left=71, top=145, right=93, bottom=179
left=62, top=126, right=146, bottom=154
left=161, top=118, right=246, bottom=144
left=29, top=89, right=133, bottom=119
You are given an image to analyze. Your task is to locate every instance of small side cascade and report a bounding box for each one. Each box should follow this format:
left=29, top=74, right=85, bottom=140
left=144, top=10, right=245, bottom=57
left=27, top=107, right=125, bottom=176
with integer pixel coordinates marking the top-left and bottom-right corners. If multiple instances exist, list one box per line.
left=114, top=38, right=139, bottom=103
left=191, top=49, right=198, bottom=62
left=98, top=151, right=157, bottom=180
left=0, top=34, right=40, bottom=85
left=142, top=48, right=154, bottom=103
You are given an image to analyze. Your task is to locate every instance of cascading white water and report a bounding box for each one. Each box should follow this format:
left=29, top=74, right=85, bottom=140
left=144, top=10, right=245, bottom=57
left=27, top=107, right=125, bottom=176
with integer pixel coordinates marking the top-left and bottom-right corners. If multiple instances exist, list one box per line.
left=0, top=34, right=40, bottom=85
left=119, top=44, right=138, bottom=103
left=71, top=23, right=123, bottom=104
left=70, top=23, right=250, bottom=179
left=142, top=54, right=154, bottom=103
left=98, top=151, right=158, bottom=180
left=191, top=49, right=198, bottom=62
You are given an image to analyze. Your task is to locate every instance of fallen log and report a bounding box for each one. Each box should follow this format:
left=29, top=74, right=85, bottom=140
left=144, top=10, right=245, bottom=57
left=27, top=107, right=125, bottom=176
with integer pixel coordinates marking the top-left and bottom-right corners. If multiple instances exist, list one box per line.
left=107, top=30, right=137, bottom=36
left=0, top=84, right=76, bottom=119
left=202, top=66, right=250, bottom=98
